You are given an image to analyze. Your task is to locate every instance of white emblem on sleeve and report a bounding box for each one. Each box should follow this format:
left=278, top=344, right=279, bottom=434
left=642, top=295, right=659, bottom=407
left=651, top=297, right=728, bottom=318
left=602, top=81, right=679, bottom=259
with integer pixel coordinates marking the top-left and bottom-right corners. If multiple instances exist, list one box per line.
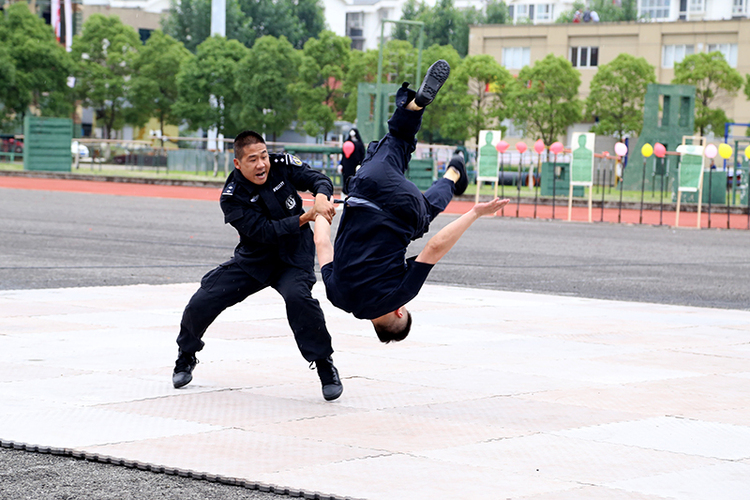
left=285, top=195, right=296, bottom=210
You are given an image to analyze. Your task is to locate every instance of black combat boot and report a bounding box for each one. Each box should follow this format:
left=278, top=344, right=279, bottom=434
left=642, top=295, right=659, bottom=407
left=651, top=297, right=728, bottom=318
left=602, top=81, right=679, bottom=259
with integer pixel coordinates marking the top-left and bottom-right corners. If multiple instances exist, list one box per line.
left=312, top=356, right=343, bottom=401
left=172, top=350, right=198, bottom=388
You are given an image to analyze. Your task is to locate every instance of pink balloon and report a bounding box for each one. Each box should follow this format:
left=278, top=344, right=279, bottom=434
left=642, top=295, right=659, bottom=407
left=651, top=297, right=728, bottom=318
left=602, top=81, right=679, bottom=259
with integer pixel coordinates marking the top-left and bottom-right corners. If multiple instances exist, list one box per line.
left=496, top=140, right=509, bottom=153
left=342, top=140, right=355, bottom=159
left=614, top=142, right=628, bottom=157
left=705, top=144, right=718, bottom=159
left=654, top=143, right=666, bottom=158
left=550, top=141, right=564, bottom=155
left=534, top=139, right=545, bottom=154
left=515, top=141, right=527, bottom=154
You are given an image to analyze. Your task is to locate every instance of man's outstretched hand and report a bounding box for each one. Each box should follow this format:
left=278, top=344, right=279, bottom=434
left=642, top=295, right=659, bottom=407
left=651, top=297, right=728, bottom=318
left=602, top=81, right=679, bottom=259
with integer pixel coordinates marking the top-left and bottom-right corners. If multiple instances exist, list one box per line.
left=473, top=198, right=510, bottom=217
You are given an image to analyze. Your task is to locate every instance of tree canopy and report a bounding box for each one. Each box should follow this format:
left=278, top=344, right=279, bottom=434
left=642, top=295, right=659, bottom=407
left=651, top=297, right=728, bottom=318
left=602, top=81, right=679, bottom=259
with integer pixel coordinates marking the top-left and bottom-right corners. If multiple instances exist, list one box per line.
left=453, top=54, right=512, bottom=145
left=289, top=31, right=351, bottom=139
left=507, top=54, right=583, bottom=146
left=71, top=14, right=141, bottom=139
left=174, top=35, right=249, bottom=139
left=127, top=30, right=193, bottom=140
left=234, top=35, right=301, bottom=142
left=0, top=2, right=73, bottom=126
left=585, top=53, right=656, bottom=141
left=163, top=0, right=324, bottom=52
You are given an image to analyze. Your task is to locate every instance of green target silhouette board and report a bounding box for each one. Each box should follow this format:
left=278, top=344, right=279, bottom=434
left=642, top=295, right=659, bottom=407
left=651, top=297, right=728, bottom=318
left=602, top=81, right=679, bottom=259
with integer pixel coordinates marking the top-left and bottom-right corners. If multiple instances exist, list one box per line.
left=675, top=139, right=705, bottom=227
left=568, top=132, right=595, bottom=222
left=475, top=130, right=503, bottom=203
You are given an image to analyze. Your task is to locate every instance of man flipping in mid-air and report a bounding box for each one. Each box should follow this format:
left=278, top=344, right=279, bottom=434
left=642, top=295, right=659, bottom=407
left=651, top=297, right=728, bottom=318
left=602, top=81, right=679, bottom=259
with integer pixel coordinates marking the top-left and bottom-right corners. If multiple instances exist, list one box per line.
left=314, top=60, right=509, bottom=343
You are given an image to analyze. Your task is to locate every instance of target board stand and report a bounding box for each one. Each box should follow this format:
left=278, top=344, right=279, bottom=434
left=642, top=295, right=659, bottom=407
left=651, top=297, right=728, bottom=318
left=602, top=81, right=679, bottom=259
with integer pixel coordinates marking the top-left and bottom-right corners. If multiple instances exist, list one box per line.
left=475, top=130, right=503, bottom=204
left=568, top=132, right=595, bottom=222
left=675, top=135, right=706, bottom=228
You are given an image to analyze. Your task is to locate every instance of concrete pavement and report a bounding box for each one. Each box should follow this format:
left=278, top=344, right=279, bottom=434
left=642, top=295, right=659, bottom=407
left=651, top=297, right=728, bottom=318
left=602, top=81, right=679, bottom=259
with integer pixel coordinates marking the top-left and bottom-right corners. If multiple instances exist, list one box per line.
left=2, top=281, right=750, bottom=499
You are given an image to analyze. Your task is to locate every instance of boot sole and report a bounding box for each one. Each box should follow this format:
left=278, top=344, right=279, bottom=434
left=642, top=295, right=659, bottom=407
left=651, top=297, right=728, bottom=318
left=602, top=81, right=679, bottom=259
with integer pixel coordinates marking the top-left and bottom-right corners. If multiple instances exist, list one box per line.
left=415, top=60, right=450, bottom=107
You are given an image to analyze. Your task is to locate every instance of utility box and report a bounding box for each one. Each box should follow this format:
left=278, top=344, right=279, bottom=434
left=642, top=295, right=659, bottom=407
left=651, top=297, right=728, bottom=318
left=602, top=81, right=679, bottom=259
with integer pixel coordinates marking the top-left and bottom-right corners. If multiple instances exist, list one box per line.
left=23, top=115, right=72, bottom=172
left=541, top=162, right=584, bottom=197
left=406, top=158, right=435, bottom=191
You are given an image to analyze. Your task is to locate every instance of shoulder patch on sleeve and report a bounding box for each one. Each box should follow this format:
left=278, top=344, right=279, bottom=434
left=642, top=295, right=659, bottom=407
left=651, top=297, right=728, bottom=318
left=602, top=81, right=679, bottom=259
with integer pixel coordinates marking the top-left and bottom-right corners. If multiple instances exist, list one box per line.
left=286, top=153, right=303, bottom=167
left=222, top=182, right=236, bottom=196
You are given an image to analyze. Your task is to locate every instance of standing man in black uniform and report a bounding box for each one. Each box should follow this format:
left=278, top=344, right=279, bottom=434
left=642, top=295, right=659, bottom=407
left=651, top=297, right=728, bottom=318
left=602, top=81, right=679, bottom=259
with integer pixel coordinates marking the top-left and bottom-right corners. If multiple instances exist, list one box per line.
left=314, top=61, right=508, bottom=344
left=172, top=130, right=343, bottom=401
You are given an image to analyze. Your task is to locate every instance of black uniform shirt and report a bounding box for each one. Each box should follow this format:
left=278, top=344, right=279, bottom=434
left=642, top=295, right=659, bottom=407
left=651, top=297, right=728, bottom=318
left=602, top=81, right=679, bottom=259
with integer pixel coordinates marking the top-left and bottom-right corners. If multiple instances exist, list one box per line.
left=321, top=204, right=434, bottom=320
left=220, top=152, right=333, bottom=283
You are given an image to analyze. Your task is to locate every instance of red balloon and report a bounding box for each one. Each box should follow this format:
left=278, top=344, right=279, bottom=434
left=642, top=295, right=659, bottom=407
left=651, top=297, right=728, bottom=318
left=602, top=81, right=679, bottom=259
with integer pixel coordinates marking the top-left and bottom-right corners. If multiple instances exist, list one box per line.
left=496, top=140, right=509, bottom=153
left=534, top=139, right=545, bottom=154
left=342, top=140, right=355, bottom=159
left=515, top=141, right=527, bottom=154
left=654, top=142, right=666, bottom=158
left=550, top=141, right=564, bottom=154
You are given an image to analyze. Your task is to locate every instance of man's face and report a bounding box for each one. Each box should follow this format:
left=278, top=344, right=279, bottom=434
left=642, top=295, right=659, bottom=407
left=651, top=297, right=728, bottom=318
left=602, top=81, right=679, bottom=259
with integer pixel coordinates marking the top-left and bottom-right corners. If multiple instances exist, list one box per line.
left=234, top=142, right=271, bottom=185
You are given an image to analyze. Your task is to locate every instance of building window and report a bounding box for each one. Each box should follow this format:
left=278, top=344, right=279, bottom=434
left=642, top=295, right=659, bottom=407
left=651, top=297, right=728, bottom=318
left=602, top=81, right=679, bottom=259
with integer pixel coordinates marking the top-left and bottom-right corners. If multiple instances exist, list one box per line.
left=535, top=4, right=553, bottom=22
left=662, top=44, right=694, bottom=68
left=640, top=0, right=670, bottom=20
left=707, top=43, right=738, bottom=68
left=570, top=46, right=598, bottom=68
left=508, top=4, right=531, bottom=23
left=733, top=0, right=746, bottom=15
left=689, top=0, right=705, bottom=13
left=346, top=12, right=364, bottom=50
left=502, top=46, right=530, bottom=69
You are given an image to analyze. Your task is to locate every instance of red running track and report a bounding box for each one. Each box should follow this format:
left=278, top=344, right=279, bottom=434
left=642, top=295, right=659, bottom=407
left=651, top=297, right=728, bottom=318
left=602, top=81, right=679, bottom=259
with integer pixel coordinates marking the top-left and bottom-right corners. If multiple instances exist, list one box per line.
left=2, top=175, right=748, bottom=230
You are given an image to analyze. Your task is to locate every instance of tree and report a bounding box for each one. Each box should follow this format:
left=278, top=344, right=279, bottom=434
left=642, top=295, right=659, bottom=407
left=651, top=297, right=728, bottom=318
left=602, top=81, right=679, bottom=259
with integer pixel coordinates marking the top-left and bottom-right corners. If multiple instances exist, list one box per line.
left=585, top=53, right=656, bottom=141
left=452, top=7, right=483, bottom=58
left=234, top=36, right=301, bottom=142
left=292, top=0, right=326, bottom=49
left=423, top=0, right=458, bottom=49
left=127, top=30, right=193, bottom=142
left=162, top=0, right=254, bottom=52
left=485, top=0, right=509, bottom=24
left=174, top=35, right=249, bottom=139
left=71, top=14, right=141, bottom=139
left=453, top=54, right=513, bottom=145
left=418, top=44, right=469, bottom=144
left=507, top=54, right=582, bottom=146
left=672, top=51, right=743, bottom=136
left=0, top=2, right=73, bottom=125
left=289, top=31, right=350, bottom=139
left=236, top=0, right=325, bottom=49
left=392, top=0, right=426, bottom=45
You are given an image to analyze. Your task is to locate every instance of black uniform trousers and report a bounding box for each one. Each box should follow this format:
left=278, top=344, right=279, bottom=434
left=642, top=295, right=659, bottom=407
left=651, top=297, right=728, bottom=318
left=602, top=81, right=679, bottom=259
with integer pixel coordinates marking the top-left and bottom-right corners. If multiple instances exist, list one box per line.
left=176, top=259, right=334, bottom=363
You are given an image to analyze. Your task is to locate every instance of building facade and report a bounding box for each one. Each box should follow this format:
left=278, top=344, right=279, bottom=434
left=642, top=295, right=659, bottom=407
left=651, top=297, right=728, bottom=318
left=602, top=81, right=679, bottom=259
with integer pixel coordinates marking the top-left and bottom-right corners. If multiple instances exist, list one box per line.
left=469, top=18, right=750, bottom=143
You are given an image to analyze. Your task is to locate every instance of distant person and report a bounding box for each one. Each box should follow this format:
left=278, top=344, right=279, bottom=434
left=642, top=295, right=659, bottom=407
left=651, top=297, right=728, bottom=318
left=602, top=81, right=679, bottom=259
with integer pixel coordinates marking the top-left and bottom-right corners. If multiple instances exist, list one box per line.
left=171, top=130, right=343, bottom=401
left=590, top=10, right=600, bottom=22
left=340, top=128, right=365, bottom=195
left=314, top=60, right=509, bottom=343
left=582, top=9, right=592, bottom=22
left=573, top=9, right=582, bottom=22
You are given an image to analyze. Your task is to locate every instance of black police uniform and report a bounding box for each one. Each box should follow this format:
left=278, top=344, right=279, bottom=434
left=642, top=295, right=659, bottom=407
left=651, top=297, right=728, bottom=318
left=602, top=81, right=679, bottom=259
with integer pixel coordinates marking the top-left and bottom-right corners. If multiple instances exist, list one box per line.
left=176, top=153, right=335, bottom=363
left=321, top=84, right=455, bottom=320
left=340, top=129, right=365, bottom=195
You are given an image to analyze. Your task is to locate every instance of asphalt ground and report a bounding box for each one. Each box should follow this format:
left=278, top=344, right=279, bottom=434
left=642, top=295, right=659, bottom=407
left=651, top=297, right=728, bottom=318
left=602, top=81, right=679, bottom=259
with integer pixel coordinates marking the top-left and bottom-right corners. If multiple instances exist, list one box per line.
left=1, top=182, right=750, bottom=499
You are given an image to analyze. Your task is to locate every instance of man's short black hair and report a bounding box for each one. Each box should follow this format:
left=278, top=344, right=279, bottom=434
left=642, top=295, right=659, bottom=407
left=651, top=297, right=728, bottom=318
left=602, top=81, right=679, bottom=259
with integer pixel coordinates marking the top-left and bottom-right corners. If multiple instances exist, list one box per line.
left=234, top=130, right=265, bottom=159
left=374, top=311, right=412, bottom=344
